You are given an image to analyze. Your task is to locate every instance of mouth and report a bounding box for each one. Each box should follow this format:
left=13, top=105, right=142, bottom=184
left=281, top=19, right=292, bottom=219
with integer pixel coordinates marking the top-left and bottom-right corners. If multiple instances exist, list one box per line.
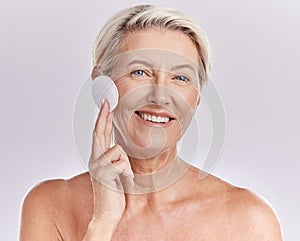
left=134, top=110, right=175, bottom=124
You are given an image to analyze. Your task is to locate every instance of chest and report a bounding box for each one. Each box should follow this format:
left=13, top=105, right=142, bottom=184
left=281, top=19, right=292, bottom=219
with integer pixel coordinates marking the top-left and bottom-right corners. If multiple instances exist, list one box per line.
left=65, top=199, right=234, bottom=241
left=110, top=206, right=231, bottom=241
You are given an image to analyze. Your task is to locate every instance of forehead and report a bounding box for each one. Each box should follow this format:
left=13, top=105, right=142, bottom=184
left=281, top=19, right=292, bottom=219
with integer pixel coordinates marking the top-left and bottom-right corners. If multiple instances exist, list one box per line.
left=113, top=48, right=199, bottom=74
left=119, top=28, right=199, bottom=64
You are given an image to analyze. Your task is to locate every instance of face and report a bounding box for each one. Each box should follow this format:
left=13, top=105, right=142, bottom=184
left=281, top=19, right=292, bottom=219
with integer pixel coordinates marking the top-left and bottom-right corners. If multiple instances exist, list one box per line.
left=111, top=29, right=201, bottom=159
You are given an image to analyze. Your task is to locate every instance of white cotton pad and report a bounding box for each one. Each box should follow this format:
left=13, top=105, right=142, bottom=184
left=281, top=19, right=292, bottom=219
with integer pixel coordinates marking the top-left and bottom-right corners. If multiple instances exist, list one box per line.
left=92, top=76, right=119, bottom=112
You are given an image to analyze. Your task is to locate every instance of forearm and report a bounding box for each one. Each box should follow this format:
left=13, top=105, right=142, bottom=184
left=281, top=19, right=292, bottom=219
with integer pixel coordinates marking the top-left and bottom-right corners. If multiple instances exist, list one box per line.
left=83, top=217, right=117, bottom=241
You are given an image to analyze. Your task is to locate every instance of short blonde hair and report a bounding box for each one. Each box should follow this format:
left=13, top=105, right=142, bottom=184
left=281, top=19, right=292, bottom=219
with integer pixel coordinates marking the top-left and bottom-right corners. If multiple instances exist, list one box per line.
left=92, top=4, right=212, bottom=87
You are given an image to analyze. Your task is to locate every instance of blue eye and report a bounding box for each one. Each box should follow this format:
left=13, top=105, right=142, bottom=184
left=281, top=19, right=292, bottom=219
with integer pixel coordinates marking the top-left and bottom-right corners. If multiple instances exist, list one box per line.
left=132, top=70, right=145, bottom=76
left=175, top=75, right=189, bottom=82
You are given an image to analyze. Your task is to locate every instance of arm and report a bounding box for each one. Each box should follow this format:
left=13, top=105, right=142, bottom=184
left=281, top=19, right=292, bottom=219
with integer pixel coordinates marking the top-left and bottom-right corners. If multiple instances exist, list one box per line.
left=83, top=99, right=133, bottom=240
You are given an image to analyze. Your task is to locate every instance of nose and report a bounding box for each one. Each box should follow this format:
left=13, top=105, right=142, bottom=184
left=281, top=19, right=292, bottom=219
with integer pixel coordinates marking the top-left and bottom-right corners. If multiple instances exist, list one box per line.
left=147, top=73, right=171, bottom=105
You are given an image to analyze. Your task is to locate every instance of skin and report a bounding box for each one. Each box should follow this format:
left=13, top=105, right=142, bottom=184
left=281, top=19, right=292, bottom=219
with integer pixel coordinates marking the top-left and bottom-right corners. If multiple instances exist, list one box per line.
left=20, top=29, right=283, bottom=241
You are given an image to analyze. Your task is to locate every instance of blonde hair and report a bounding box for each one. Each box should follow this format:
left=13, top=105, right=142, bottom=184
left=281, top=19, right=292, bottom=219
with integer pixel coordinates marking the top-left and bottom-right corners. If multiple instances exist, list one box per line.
left=92, top=4, right=212, bottom=87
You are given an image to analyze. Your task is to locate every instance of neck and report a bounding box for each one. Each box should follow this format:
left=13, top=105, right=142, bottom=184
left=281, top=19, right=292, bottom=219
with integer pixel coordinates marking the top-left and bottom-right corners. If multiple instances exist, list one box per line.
left=129, top=145, right=177, bottom=173
left=126, top=145, right=189, bottom=194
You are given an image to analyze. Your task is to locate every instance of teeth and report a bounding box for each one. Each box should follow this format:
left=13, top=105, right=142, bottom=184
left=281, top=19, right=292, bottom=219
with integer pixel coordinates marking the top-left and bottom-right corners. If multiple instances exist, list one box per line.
left=138, top=112, right=170, bottom=123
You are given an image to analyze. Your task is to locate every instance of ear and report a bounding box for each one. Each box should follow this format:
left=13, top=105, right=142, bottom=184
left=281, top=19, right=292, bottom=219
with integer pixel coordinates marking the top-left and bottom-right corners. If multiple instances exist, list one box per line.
left=91, top=66, right=102, bottom=80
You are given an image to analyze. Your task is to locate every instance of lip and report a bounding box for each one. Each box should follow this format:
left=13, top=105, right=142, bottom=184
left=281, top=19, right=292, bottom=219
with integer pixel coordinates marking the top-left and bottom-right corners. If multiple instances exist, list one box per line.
left=136, top=109, right=175, bottom=119
left=134, top=110, right=175, bottom=128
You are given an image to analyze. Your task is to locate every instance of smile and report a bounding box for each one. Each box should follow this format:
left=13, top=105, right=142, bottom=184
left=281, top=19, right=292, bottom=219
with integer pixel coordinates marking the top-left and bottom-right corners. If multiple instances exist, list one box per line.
left=135, top=111, right=175, bottom=124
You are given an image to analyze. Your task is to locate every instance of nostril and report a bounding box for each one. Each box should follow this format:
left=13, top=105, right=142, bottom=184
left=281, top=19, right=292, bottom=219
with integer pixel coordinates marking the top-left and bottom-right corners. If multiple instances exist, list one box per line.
left=147, top=86, right=170, bottom=105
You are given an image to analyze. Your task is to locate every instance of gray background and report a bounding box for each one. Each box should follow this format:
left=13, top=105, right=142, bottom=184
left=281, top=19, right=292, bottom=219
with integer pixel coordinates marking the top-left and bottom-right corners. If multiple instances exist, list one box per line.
left=1, top=0, right=299, bottom=240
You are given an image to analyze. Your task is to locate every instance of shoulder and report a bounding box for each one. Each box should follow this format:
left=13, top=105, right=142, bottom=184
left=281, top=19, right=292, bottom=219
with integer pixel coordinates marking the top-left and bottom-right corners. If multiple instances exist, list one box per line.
left=206, top=174, right=283, bottom=240
left=20, top=172, right=92, bottom=240
left=21, top=172, right=91, bottom=211
left=227, top=187, right=283, bottom=240
left=20, top=178, right=70, bottom=240
left=185, top=167, right=283, bottom=240
left=22, top=179, right=69, bottom=215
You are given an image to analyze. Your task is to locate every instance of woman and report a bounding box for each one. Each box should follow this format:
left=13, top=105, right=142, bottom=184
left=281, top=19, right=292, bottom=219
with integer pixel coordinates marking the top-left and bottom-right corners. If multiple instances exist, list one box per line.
left=20, top=5, right=283, bottom=241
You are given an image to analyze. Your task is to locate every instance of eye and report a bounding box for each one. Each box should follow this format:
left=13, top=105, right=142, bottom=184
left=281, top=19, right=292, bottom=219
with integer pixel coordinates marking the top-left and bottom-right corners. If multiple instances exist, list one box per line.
left=131, top=69, right=145, bottom=76
left=175, top=75, right=189, bottom=82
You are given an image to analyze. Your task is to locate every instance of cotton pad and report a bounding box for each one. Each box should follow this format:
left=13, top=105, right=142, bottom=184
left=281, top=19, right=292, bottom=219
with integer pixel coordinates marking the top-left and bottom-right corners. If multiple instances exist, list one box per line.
left=92, top=76, right=118, bottom=112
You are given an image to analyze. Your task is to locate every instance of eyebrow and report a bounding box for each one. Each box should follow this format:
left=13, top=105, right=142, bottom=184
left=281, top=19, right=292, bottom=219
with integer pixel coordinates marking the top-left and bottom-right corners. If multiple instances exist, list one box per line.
left=127, top=60, right=198, bottom=73
left=126, top=60, right=154, bottom=68
left=170, top=64, right=198, bottom=73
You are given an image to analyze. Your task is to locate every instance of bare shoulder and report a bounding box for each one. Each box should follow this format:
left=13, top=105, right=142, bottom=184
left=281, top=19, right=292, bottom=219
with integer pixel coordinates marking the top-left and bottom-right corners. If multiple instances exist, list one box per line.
left=21, top=179, right=69, bottom=219
left=22, top=172, right=90, bottom=207
left=20, top=172, right=91, bottom=240
left=227, top=185, right=283, bottom=240
left=185, top=167, right=283, bottom=240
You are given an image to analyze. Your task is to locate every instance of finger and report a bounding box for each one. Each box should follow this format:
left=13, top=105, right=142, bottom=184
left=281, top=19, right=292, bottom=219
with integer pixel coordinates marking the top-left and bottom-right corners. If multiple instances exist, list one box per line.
left=94, top=99, right=109, bottom=150
left=90, top=167, right=119, bottom=192
left=111, top=156, right=134, bottom=177
left=89, top=145, right=133, bottom=177
left=92, top=102, right=113, bottom=157
left=121, top=175, right=134, bottom=188
left=92, top=164, right=122, bottom=182
left=105, top=111, right=114, bottom=150
left=89, top=144, right=121, bottom=169
left=93, top=170, right=134, bottom=194
left=91, top=159, right=134, bottom=188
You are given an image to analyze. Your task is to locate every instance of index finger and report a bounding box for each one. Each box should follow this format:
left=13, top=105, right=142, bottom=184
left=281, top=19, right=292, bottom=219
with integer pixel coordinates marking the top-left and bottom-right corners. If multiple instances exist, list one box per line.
left=93, top=100, right=112, bottom=154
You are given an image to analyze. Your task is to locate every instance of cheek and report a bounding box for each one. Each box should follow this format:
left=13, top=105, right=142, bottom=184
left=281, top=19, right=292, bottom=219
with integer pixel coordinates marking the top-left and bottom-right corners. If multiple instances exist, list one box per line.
left=128, top=116, right=151, bottom=147
left=172, top=87, right=199, bottom=134
left=172, top=85, right=199, bottom=113
left=115, top=79, right=129, bottom=99
left=181, top=87, right=200, bottom=110
left=115, top=78, right=142, bottom=100
left=113, top=82, right=153, bottom=146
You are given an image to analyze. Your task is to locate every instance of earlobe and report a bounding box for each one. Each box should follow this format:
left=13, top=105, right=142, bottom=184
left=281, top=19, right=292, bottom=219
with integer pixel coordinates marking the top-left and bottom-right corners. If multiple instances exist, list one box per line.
left=91, top=66, right=102, bottom=80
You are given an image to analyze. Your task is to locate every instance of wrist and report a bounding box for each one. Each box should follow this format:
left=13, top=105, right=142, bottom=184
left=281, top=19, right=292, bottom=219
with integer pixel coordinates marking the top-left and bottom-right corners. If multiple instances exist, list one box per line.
left=83, top=216, right=117, bottom=241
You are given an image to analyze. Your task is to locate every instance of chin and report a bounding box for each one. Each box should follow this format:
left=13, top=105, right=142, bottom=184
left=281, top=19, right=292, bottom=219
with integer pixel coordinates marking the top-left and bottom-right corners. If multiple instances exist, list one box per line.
left=114, top=128, right=178, bottom=160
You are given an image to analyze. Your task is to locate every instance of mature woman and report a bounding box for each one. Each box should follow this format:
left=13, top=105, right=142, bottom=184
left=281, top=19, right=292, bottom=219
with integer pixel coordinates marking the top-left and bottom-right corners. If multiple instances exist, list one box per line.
left=20, top=5, right=282, bottom=241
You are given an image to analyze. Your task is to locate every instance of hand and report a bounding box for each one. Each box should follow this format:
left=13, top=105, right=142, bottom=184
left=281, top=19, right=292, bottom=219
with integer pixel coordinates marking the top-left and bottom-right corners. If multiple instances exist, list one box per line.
left=88, top=100, right=134, bottom=226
